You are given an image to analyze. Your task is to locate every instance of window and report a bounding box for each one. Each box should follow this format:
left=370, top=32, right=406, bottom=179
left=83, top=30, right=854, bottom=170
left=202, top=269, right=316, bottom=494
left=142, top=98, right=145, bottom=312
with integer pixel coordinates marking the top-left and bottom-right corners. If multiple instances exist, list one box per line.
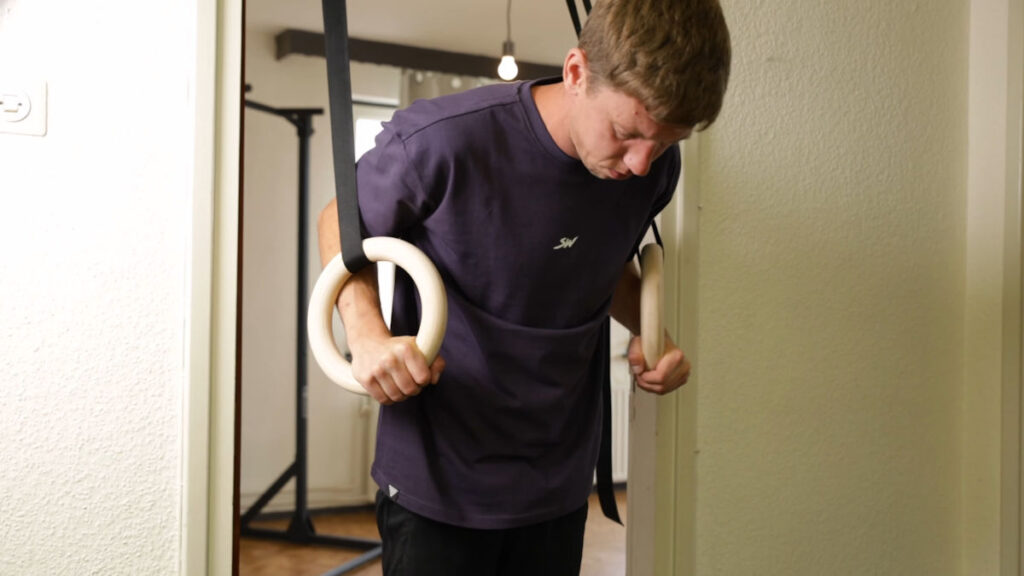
left=353, top=103, right=395, bottom=160
left=353, top=102, right=398, bottom=325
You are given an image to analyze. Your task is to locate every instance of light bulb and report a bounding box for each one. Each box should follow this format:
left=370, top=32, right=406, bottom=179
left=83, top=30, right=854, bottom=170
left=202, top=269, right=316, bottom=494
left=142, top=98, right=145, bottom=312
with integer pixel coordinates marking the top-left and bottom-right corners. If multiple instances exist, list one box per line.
left=498, top=55, right=519, bottom=81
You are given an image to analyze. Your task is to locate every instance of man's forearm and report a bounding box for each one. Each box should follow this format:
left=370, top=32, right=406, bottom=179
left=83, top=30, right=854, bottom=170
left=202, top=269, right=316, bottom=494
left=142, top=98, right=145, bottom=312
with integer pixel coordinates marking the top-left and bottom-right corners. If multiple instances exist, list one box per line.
left=317, top=198, right=391, bottom=343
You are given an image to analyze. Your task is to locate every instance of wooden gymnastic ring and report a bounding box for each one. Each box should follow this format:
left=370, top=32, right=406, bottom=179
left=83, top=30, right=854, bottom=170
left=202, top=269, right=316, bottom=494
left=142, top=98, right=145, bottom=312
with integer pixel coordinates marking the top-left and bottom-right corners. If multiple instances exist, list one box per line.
left=639, top=243, right=665, bottom=370
left=307, top=237, right=448, bottom=396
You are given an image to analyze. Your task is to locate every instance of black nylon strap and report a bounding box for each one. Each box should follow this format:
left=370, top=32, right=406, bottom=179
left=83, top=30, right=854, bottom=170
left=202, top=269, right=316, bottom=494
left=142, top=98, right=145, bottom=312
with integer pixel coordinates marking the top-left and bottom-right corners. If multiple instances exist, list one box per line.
left=634, top=220, right=664, bottom=263
left=322, top=0, right=370, bottom=273
left=566, top=0, right=620, bottom=525
left=596, top=318, right=623, bottom=524
left=565, top=0, right=582, bottom=37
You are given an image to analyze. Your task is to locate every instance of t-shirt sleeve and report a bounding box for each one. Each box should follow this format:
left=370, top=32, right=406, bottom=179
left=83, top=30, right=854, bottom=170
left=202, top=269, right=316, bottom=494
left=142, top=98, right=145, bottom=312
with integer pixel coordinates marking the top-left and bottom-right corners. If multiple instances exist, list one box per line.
left=355, top=122, right=439, bottom=239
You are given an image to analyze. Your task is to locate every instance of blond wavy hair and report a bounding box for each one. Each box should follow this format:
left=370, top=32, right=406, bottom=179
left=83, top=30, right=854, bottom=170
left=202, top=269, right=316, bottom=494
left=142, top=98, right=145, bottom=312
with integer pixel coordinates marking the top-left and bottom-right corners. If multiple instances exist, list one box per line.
left=579, top=0, right=731, bottom=129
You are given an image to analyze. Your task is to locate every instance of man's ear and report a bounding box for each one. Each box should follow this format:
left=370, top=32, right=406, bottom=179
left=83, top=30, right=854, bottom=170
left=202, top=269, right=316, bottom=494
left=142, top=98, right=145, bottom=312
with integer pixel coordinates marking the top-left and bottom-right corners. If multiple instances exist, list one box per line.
left=563, top=48, right=589, bottom=94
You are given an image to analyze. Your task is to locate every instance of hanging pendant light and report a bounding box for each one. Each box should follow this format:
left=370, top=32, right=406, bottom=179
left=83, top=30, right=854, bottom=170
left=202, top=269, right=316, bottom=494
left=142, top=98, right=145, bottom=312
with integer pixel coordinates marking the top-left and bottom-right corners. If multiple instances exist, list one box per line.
left=497, top=0, right=518, bottom=81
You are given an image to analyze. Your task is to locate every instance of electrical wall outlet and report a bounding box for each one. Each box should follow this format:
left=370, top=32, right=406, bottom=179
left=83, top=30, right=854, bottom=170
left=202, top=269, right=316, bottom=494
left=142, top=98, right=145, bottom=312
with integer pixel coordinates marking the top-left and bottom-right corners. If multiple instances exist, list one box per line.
left=0, top=81, right=47, bottom=136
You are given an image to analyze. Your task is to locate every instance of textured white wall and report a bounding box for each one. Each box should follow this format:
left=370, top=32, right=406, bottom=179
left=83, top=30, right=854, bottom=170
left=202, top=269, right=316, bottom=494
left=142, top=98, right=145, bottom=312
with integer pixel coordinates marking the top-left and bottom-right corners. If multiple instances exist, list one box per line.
left=0, top=1, right=195, bottom=574
left=694, top=2, right=968, bottom=574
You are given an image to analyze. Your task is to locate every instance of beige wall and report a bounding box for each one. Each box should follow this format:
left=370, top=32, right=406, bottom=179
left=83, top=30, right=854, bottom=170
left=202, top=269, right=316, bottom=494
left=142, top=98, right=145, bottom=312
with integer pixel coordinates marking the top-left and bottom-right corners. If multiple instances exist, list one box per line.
left=1, top=1, right=1020, bottom=574
left=691, top=2, right=969, bottom=574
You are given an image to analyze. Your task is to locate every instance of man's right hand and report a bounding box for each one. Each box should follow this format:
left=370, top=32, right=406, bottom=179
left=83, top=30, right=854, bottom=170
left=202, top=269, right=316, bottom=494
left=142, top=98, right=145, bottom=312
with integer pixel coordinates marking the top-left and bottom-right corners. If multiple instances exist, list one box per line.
left=349, top=334, right=446, bottom=405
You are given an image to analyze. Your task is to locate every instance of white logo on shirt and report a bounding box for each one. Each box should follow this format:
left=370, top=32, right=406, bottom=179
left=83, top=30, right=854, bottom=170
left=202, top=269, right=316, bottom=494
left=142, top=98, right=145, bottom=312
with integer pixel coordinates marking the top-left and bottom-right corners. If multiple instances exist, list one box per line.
left=553, top=236, right=579, bottom=250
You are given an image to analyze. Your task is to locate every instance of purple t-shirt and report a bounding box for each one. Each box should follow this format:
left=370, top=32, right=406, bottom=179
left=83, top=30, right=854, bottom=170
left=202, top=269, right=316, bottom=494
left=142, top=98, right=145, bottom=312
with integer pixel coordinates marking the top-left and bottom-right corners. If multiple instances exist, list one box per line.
left=357, top=77, right=679, bottom=529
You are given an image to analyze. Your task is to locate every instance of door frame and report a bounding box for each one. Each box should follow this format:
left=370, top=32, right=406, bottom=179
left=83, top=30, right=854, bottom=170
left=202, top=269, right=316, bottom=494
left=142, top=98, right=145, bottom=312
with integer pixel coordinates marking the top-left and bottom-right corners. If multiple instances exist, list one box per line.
left=181, top=0, right=242, bottom=573
left=627, top=137, right=701, bottom=576
left=189, top=4, right=697, bottom=574
left=1008, top=0, right=1024, bottom=573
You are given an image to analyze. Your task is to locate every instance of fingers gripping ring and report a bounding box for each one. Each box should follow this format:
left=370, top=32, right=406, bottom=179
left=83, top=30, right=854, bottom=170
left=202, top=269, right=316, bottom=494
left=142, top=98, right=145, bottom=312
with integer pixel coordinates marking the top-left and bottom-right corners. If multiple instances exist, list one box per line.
left=639, top=244, right=665, bottom=370
left=307, top=237, right=448, bottom=396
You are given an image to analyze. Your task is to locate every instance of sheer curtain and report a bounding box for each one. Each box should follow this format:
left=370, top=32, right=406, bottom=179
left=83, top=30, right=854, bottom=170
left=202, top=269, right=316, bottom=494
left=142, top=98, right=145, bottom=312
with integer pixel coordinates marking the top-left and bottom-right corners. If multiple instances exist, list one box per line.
left=399, top=69, right=496, bottom=107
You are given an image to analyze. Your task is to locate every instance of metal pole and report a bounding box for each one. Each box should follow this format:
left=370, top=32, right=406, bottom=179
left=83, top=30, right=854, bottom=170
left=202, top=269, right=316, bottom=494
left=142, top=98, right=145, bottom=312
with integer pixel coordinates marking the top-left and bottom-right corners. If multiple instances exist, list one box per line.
left=289, top=113, right=315, bottom=538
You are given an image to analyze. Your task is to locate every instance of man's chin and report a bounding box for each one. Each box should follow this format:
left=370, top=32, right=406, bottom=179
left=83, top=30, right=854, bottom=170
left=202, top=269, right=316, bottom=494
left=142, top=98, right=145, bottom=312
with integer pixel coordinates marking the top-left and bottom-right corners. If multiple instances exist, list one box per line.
left=587, top=165, right=628, bottom=180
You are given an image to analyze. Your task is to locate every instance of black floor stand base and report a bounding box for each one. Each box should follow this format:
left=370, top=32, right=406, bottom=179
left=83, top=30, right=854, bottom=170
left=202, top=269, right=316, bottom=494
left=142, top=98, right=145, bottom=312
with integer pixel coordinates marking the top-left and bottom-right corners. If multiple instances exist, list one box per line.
left=240, top=462, right=383, bottom=576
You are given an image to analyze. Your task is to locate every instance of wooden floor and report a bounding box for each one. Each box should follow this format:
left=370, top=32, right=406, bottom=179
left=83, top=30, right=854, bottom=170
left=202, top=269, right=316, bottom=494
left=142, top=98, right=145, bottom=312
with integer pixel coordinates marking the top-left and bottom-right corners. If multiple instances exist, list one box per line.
left=239, top=490, right=627, bottom=576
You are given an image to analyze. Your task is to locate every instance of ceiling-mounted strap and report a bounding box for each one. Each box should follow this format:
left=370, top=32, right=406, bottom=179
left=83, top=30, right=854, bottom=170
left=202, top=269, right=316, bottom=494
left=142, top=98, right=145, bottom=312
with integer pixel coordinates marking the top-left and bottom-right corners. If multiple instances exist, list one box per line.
left=565, top=0, right=593, bottom=36
left=322, top=0, right=370, bottom=273
left=564, top=0, right=622, bottom=526
left=565, top=0, right=583, bottom=36
left=596, top=318, right=622, bottom=525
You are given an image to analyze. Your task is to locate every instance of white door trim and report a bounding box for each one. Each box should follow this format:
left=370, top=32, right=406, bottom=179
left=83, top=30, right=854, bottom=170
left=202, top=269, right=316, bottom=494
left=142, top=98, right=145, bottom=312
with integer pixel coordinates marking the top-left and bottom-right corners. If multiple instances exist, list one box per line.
left=1008, top=0, right=1024, bottom=573
left=182, top=0, right=242, bottom=573
left=628, top=137, right=701, bottom=576
left=180, top=0, right=217, bottom=572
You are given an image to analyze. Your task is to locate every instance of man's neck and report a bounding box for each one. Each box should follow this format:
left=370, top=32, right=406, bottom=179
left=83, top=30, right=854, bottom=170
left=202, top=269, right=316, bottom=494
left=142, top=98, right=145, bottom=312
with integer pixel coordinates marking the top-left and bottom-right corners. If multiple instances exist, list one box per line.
left=531, top=81, right=577, bottom=159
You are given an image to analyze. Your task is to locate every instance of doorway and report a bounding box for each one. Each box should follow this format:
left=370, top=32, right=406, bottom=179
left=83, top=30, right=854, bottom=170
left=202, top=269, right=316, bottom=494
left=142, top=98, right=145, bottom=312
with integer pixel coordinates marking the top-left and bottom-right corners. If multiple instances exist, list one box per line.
left=224, top=2, right=692, bottom=575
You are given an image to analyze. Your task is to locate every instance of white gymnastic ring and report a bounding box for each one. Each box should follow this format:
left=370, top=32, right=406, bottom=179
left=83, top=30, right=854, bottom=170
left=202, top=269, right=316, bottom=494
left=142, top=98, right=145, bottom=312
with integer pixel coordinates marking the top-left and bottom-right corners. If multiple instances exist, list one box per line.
left=639, top=243, right=665, bottom=370
left=307, top=237, right=448, bottom=396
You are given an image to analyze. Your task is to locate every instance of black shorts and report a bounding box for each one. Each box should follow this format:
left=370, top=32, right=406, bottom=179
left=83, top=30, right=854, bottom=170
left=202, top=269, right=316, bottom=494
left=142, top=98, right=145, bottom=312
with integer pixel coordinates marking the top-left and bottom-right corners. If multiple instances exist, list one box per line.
left=375, top=490, right=588, bottom=576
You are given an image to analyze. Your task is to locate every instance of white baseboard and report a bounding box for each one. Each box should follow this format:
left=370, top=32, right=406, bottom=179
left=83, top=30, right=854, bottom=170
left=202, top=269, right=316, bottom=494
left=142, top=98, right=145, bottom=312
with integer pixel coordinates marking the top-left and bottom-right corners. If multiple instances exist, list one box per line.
left=240, top=486, right=375, bottom=515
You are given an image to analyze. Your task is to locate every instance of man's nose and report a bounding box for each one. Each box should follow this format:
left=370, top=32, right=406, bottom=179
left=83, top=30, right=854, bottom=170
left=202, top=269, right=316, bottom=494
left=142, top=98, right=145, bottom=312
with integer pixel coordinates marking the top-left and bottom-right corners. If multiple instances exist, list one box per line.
left=623, top=142, right=657, bottom=177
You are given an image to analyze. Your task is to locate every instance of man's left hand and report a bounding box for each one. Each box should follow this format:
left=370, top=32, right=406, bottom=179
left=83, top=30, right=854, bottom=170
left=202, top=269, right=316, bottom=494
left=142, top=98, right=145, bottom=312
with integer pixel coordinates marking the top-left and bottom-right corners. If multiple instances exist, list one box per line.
left=627, top=333, right=691, bottom=395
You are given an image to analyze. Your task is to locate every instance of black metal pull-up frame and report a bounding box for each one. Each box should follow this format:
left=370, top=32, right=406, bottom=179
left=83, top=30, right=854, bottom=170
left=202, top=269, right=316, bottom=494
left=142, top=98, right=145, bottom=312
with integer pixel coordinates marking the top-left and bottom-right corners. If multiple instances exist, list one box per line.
left=239, top=95, right=383, bottom=575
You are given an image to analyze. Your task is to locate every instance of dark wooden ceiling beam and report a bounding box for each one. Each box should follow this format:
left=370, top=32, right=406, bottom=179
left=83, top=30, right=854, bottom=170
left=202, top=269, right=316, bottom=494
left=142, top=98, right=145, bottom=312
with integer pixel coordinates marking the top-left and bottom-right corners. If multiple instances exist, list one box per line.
left=275, top=29, right=563, bottom=81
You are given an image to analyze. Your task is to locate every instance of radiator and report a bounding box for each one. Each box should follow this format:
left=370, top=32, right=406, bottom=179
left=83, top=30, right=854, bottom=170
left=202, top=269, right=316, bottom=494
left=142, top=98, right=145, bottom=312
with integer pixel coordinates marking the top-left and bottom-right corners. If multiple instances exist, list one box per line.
left=611, top=383, right=631, bottom=483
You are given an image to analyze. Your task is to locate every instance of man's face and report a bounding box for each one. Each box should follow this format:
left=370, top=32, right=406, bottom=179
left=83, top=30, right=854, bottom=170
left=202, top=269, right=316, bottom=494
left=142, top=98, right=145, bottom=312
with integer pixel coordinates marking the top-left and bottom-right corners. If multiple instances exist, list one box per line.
left=568, top=86, right=692, bottom=180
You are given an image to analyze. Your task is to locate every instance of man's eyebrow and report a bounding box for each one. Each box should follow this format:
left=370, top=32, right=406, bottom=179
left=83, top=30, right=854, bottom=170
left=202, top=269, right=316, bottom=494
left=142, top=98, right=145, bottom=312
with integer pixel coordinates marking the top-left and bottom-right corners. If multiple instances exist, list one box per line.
left=614, top=123, right=646, bottom=139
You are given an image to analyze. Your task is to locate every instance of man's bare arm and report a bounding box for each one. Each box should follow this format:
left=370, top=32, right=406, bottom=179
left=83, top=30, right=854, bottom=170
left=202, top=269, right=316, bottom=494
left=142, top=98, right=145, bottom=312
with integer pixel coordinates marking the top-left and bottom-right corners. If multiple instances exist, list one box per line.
left=316, top=199, right=445, bottom=403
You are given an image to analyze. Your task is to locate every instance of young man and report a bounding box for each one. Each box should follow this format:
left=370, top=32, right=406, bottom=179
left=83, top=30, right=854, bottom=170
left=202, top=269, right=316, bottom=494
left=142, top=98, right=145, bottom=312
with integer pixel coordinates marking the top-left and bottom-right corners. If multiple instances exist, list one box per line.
left=317, top=0, right=730, bottom=573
